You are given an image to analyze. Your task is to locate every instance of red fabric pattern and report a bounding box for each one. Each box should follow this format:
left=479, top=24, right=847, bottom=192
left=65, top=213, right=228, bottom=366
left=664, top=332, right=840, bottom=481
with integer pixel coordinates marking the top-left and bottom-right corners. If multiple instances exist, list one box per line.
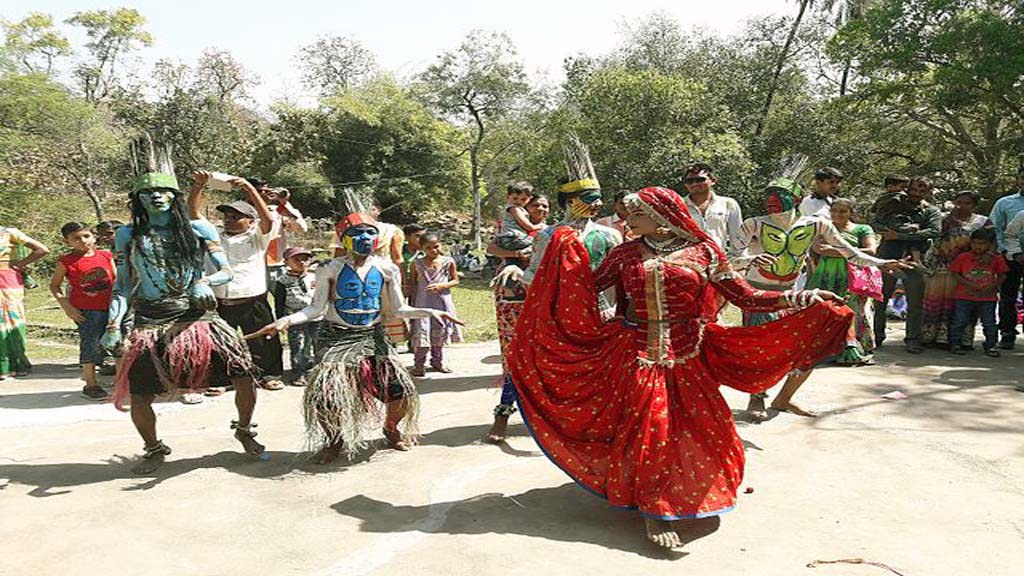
left=509, top=227, right=852, bottom=519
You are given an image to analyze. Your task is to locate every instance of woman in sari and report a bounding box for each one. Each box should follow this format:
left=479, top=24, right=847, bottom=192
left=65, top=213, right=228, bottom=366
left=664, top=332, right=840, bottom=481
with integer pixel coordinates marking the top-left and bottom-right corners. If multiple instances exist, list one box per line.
left=920, top=191, right=989, bottom=347
left=0, top=226, right=49, bottom=380
left=805, top=198, right=879, bottom=365
left=509, top=187, right=857, bottom=549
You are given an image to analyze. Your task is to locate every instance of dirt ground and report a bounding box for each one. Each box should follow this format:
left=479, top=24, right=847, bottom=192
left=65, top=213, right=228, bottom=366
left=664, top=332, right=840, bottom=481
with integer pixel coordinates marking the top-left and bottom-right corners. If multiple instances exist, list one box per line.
left=1, top=333, right=1022, bottom=576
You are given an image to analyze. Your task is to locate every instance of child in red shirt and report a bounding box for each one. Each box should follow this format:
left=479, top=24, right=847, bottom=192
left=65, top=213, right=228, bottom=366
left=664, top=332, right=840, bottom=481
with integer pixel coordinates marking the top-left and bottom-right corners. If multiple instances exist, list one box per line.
left=50, top=222, right=115, bottom=398
left=948, top=227, right=1008, bottom=357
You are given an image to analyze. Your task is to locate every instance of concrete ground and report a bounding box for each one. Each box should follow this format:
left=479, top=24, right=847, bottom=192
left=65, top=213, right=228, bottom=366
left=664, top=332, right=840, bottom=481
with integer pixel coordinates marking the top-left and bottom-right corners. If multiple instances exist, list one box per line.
left=1, top=332, right=1022, bottom=576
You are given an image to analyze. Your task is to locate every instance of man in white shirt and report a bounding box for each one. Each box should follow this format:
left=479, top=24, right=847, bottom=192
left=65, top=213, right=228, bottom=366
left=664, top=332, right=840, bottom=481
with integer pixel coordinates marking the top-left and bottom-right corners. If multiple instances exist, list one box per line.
left=681, top=163, right=743, bottom=255
left=799, top=167, right=843, bottom=219
left=209, top=180, right=285, bottom=391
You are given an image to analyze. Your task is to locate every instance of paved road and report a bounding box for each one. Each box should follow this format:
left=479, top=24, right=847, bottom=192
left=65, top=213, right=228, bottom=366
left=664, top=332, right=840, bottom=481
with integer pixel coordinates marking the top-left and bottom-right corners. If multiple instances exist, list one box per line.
left=1, top=338, right=1021, bottom=576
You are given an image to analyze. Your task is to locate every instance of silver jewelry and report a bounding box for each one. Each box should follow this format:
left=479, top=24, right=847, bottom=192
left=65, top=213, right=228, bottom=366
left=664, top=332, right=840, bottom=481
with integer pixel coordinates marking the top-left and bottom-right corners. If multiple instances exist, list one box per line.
left=643, top=236, right=690, bottom=254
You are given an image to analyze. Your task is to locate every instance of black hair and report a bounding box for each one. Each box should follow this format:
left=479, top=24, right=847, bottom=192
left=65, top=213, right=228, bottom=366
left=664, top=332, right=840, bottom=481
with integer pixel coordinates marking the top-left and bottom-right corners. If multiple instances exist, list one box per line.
left=129, top=188, right=204, bottom=267
left=952, top=190, right=981, bottom=205
left=419, top=231, right=440, bottom=245
left=684, top=162, right=714, bottom=177
left=830, top=197, right=857, bottom=213
left=613, top=190, right=630, bottom=203
left=527, top=193, right=549, bottom=206
left=884, top=175, right=911, bottom=187
left=60, top=221, right=90, bottom=238
left=403, top=223, right=426, bottom=236
left=970, top=227, right=996, bottom=243
left=96, top=220, right=125, bottom=231
left=909, top=176, right=932, bottom=188
left=815, top=167, right=843, bottom=181
left=507, top=180, right=534, bottom=196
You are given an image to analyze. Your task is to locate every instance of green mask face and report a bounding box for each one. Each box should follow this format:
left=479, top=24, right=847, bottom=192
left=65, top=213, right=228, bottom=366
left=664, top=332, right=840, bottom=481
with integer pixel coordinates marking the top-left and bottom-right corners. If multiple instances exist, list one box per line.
left=758, top=222, right=816, bottom=281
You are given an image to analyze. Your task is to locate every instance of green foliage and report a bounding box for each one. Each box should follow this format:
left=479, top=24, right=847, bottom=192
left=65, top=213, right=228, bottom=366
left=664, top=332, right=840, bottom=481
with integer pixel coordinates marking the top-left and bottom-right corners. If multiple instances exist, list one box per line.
left=65, top=8, right=152, bottom=102
left=829, top=0, right=1024, bottom=197
left=1, top=12, right=71, bottom=75
left=297, top=35, right=376, bottom=97
left=0, top=71, right=126, bottom=220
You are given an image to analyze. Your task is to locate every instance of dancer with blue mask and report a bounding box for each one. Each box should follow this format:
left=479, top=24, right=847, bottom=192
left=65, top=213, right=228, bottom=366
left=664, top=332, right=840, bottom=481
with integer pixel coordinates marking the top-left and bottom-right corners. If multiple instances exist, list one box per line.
left=249, top=212, right=462, bottom=464
left=103, top=139, right=263, bottom=475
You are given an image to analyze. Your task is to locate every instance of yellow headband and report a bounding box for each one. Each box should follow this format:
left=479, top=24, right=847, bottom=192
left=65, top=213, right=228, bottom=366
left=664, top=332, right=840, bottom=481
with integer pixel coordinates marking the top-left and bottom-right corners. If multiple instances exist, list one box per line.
left=559, top=178, right=600, bottom=194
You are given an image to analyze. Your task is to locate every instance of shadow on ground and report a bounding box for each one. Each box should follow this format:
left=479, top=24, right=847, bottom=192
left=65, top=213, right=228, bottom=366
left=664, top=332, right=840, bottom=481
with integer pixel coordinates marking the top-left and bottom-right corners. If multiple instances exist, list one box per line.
left=331, top=482, right=721, bottom=559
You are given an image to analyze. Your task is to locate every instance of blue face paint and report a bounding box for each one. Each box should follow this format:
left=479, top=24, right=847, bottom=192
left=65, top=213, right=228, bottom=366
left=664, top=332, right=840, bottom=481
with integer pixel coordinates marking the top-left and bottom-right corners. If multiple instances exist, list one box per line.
left=138, top=188, right=175, bottom=216
left=345, top=224, right=379, bottom=255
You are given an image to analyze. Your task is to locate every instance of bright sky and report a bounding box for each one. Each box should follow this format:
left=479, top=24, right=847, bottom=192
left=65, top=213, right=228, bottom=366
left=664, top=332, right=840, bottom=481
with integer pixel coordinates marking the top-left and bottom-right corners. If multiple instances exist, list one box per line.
left=11, top=0, right=793, bottom=107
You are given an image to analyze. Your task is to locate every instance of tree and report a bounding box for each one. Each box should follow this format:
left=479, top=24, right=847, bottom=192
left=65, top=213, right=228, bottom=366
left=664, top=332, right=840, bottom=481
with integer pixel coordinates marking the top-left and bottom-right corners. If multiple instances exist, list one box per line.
left=254, top=75, right=470, bottom=221
left=297, top=35, right=376, bottom=97
left=0, top=71, right=125, bottom=221
left=1, top=12, right=71, bottom=75
left=830, top=0, right=1024, bottom=197
left=112, top=49, right=264, bottom=180
left=419, top=30, right=529, bottom=248
left=65, top=8, right=152, bottom=102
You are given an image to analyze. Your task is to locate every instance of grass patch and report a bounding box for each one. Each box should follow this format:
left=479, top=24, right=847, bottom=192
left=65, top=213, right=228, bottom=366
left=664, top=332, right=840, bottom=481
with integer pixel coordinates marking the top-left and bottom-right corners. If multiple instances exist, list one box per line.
left=451, top=276, right=497, bottom=343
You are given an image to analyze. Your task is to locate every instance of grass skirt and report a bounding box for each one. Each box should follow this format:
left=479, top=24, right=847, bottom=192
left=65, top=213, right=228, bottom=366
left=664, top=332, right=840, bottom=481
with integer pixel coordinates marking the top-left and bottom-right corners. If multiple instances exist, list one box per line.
left=304, top=322, right=419, bottom=458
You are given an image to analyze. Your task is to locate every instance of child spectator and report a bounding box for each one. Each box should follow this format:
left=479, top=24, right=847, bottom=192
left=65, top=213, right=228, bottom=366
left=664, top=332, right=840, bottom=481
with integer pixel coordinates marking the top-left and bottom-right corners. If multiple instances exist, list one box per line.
left=272, top=246, right=319, bottom=386
left=949, top=228, right=1007, bottom=357
left=408, top=232, right=462, bottom=376
left=50, top=222, right=115, bottom=399
left=494, top=181, right=544, bottom=252
left=95, top=220, right=125, bottom=249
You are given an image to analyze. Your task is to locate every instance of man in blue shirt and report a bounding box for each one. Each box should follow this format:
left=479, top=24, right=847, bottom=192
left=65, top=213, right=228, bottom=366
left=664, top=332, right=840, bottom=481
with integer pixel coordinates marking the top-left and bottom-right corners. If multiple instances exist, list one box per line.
left=990, top=165, right=1024, bottom=349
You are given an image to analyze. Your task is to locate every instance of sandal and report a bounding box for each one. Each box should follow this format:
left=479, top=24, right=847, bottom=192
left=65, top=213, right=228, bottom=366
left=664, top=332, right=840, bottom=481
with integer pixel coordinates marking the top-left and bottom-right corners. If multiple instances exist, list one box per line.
left=950, top=348, right=967, bottom=356
left=984, top=349, right=1001, bottom=358
left=81, top=385, right=108, bottom=400
left=204, top=386, right=226, bottom=397
left=258, top=379, right=285, bottom=391
left=905, top=345, right=924, bottom=354
left=430, top=364, right=453, bottom=374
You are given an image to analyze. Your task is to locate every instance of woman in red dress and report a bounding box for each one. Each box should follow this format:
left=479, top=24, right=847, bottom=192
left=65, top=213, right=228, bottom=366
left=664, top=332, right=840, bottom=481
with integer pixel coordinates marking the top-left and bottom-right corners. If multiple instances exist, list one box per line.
left=508, top=187, right=853, bottom=549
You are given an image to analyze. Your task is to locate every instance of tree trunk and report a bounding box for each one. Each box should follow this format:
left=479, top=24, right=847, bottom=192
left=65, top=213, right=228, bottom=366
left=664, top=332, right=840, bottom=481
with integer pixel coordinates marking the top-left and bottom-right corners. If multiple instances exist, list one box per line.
left=755, top=0, right=809, bottom=137
left=84, top=180, right=105, bottom=222
left=468, top=104, right=487, bottom=250
left=469, top=146, right=482, bottom=250
left=839, top=58, right=852, bottom=97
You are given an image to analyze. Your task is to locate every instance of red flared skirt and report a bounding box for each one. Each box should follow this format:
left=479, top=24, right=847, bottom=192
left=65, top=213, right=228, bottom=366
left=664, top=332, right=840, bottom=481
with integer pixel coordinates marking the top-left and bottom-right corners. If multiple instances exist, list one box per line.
left=508, top=231, right=851, bottom=519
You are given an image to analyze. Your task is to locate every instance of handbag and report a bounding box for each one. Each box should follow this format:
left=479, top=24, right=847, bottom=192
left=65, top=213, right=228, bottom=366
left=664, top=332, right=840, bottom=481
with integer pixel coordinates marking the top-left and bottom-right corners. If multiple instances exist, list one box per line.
left=847, top=262, right=883, bottom=301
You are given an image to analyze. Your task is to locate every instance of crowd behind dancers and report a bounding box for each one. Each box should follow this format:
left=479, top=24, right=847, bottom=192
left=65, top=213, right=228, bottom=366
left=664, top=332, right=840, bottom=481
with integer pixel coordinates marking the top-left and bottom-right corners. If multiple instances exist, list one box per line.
left=0, top=154, right=1022, bottom=469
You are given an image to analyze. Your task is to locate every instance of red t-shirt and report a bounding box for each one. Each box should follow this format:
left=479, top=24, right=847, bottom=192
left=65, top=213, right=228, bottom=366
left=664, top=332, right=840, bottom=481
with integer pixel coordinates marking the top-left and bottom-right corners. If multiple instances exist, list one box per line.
left=949, top=251, right=1008, bottom=301
left=59, top=250, right=114, bottom=310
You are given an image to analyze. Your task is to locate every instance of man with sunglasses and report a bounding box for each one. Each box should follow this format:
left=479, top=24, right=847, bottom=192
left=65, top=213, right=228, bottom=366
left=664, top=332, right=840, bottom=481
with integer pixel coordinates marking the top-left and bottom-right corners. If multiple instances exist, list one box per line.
left=681, top=163, right=744, bottom=255
left=800, top=167, right=843, bottom=219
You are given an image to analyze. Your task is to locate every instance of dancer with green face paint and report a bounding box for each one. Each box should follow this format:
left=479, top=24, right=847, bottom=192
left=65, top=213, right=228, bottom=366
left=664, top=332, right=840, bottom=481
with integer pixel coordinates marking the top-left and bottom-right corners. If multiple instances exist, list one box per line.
left=733, top=178, right=910, bottom=420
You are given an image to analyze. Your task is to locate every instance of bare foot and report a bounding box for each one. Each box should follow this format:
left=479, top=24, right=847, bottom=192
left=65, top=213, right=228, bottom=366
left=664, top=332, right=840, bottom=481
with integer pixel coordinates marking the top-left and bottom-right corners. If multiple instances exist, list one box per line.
left=132, top=441, right=171, bottom=475
left=383, top=428, right=412, bottom=451
left=485, top=415, right=509, bottom=444
left=234, top=429, right=265, bottom=455
left=644, top=517, right=682, bottom=549
left=770, top=401, right=819, bottom=418
left=316, top=442, right=343, bottom=464
left=746, top=395, right=769, bottom=422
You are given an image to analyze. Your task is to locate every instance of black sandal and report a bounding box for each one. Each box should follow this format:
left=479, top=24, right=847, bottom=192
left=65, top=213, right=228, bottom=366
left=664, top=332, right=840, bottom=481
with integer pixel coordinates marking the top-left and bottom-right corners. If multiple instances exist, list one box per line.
left=984, top=349, right=1001, bottom=358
